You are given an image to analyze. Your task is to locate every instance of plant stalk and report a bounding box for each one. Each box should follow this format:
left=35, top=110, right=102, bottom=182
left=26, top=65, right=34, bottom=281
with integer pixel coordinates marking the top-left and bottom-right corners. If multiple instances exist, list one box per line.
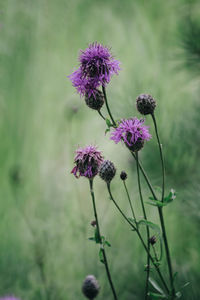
left=89, top=179, right=118, bottom=300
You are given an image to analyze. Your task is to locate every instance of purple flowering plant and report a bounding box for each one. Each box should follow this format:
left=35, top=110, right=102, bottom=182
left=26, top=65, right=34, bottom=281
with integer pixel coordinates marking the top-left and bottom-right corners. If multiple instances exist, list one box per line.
left=69, top=43, right=180, bottom=300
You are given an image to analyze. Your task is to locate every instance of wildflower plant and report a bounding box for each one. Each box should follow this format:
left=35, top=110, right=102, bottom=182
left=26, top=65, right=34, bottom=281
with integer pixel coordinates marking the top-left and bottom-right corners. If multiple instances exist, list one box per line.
left=69, top=43, right=182, bottom=300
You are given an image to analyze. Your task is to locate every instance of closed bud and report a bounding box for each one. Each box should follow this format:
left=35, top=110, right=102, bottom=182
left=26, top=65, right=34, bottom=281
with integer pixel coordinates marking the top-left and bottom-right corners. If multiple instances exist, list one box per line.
left=149, top=235, right=157, bottom=245
left=85, top=90, right=104, bottom=111
left=82, top=275, right=100, bottom=299
left=120, top=171, right=127, bottom=181
left=136, top=94, right=156, bottom=115
left=99, top=160, right=116, bottom=183
left=90, top=220, right=97, bottom=227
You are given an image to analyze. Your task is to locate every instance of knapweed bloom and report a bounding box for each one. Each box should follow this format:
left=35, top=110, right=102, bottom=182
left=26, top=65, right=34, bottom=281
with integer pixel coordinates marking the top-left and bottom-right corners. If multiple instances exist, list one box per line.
left=82, top=275, right=100, bottom=299
left=110, top=118, right=151, bottom=152
left=0, top=297, right=20, bottom=300
left=69, top=42, right=120, bottom=97
left=71, top=145, right=104, bottom=179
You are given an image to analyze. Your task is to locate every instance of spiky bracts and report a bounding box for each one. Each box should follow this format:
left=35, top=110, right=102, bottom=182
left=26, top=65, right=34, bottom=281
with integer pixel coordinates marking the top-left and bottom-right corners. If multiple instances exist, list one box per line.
left=136, top=94, right=156, bottom=115
left=99, top=160, right=116, bottom=183
left=82, top=275, right=100, bottom=299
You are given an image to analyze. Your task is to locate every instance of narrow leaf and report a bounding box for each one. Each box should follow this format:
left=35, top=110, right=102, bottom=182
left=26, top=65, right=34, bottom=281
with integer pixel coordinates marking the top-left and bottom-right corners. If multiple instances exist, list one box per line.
left=148, top=292, right=167, bottom=299
left=99, top=248, right=105, bottom=264
left=149, top=277, right=165, bottom=296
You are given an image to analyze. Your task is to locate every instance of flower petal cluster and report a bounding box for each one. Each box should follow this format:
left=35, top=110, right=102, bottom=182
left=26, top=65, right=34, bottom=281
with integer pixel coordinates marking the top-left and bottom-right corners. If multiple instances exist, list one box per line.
left=71, top=145, right=104, bottom=179
left=69, top=42, right=120, bottom=97
left=110, top=118, right=151, bottom=149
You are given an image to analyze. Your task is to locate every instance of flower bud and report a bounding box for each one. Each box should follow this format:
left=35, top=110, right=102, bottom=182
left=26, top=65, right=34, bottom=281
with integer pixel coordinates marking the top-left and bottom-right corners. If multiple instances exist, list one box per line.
left=99, top=160, right=116, bottom=183
left=136, top=94, right=156, bottom=115
left=120, top=171, right=127, bottom=181
left=85, top=90, right=104, bottom=111
left=90, top=220, right=97, bottom=227
left=149, top=235, right=157, bottom=245
left=82, top=275, right=100, bottom=299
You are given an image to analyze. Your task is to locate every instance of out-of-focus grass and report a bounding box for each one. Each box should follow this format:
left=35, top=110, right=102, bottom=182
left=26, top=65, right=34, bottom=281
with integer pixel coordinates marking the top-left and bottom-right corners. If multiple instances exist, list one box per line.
left=0, top=0, right=200, bottom=299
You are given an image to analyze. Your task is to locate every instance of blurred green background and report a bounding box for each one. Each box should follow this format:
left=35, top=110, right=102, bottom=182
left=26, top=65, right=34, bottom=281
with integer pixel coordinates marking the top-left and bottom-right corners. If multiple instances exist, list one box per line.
left=1, top=0, right=200, bottom=299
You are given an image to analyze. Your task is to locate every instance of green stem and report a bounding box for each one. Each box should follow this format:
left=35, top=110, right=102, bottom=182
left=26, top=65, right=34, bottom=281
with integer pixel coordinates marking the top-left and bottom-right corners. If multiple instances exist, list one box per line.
left=151, top=113, right=165, bottom=202
left=102, top=86, right=116, bottom=127
left=151, top=113, right=175, bottom=298
left=123, top=181, right=137, bottom=224
left=136, top=152, right=150, bottom=300
left=89, top=180, right=118, bottom=300
left=98, top=109, right=106, bottom=120
left=107, top=183, right=169, bottom=294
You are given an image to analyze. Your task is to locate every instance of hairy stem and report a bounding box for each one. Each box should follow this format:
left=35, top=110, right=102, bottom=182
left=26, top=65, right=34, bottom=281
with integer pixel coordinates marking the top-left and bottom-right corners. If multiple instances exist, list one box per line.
left=89, top=180, right=118, bottom=300
left=107, top=183, right=169, bottom=294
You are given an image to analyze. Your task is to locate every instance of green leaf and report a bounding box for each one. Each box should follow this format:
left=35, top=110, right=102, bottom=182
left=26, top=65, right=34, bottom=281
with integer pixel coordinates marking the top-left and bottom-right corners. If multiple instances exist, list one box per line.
left=106, top=118, right=112, bottom=128
left=99, top=248, right=105, bottom=264
left=105, top=240, right=111, bottom=247
left=105, top=128, right=110, bottom=135
left=173, top=272, right=178, bottom=283
left=148, top=292, right=167, bottom=299
left=164, top=189, right=176, bottom=204
left=149, top=277, right=165, bottom=296
left=175, top=291, right=182, bottom=298
left=138, top=219, right=161, bottom=235
left=146, top=200, right=167, bottom=207
left=88, top=237, right=95, bottom=241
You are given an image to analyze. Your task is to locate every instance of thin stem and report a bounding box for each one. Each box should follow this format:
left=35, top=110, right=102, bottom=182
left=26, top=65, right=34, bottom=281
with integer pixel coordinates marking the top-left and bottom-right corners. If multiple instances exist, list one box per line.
left=123, top=181, right=137, bottom=223
left=151, top=113, right=165, bottom=202
left=89, top=180, right=118, bottom=300
left=102, top=86, right=116, bottom=127
left=152, top=244, right=159, bottom=262
left=98, top=109, right=106, bottom=120
left=136, top=152, right=150, bottom=300
left=107, top=183, right=169, bottom=294
left=151, top=113, right=175, bottom=298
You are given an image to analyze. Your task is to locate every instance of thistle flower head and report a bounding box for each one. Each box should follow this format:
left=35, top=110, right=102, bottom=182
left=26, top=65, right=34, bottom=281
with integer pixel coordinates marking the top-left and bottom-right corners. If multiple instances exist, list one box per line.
left=82, top=275, right=100, bottom=299
left=69, top=42, right=120, bottom=97
left=71, top=145, right=104, bottom=179
left=110, top=118, right=151, bottom=152
left=99, top=160, right=116, bottom=183
left=136, top=94, right=156, bottom=115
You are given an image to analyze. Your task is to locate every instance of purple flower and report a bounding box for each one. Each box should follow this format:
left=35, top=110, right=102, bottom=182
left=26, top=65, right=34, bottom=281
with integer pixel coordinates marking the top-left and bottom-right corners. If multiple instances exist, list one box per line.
left=0, top=297, right=20, bottom=300
left=69, top=42, right=120, bottom=97
left=71, top=145, right=104, bottom=179
left=110, top=118, right=151, bottom=152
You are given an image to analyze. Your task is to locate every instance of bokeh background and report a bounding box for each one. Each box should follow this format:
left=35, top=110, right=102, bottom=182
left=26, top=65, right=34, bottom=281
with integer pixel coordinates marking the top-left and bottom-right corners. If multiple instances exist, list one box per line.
left=1, top=0, right=200, bottom=299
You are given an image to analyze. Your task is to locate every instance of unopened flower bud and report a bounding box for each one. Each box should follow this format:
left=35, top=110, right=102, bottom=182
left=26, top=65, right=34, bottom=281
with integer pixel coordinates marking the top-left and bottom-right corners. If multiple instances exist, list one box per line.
left=120, top=171, right=127, bottom=181
left=90, top=220, right=97, bottom=227
left=136, top=94, right=156, bottom=115
left=82, top=275, right=100, bottom=299
left=99, top=160, right=116, bottom=183
left=85, top=90, right=104, bottom=111
left=149, top=235, right=157, bottom=245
